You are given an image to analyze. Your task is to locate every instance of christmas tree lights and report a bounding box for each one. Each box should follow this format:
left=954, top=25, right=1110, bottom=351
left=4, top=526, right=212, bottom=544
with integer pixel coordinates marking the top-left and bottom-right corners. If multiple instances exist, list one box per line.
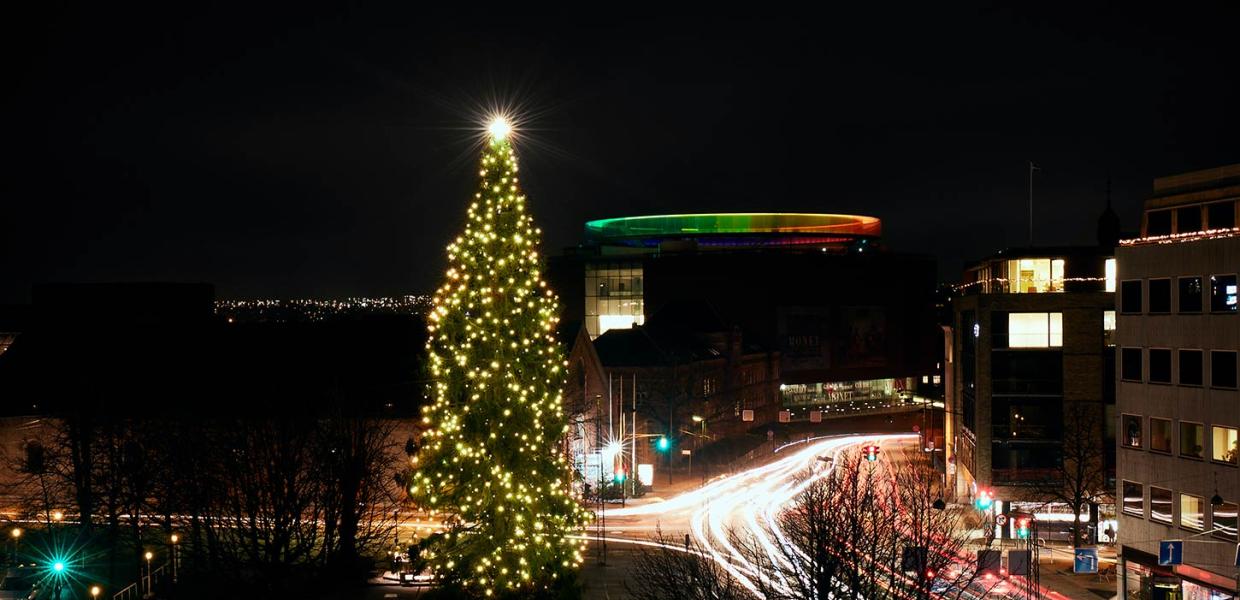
left=411, top=119, right=588, bottom=596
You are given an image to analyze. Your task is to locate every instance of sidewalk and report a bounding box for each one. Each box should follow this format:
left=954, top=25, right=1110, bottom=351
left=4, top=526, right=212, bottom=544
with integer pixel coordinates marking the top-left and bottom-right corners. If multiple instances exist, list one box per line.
left=959, top=527, right=1119, bottom=600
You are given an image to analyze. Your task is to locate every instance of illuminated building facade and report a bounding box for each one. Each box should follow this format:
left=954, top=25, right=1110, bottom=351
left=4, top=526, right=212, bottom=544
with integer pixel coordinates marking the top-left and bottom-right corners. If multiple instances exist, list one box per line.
left=1116, top=164, right=1240, bottom=600
left=950, top=244, right=1118, bottom=537
left=549, top=212, right=940, bottom=430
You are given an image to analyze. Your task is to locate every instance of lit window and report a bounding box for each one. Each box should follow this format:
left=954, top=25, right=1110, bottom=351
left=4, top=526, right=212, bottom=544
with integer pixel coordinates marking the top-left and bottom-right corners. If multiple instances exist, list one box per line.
left=1180, top=494, right=1205, bottom=531
left=1104, top=310, right=1116, bottom=332
left=1008, top=258, right=1065, bottom=293
left=598, top=314, right=644, bottom=335
left=1211, top=275, right=1238, bottom=313
left=1212, top=426, right=1239, bottom=465
left=1008, top=312, right=1063, bottom=348
left=1105, top=259, right=1117, bottom=292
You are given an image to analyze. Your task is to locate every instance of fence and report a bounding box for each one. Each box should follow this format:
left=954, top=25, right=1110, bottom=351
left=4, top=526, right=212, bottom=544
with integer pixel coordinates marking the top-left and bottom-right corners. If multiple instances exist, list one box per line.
left=112, top=562, right=169, bottom=600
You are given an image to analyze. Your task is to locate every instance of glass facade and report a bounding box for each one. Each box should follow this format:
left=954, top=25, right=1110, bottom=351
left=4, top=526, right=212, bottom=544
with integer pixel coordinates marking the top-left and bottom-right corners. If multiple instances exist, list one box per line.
left=781, top=378, right=911, bottom=408
left=584, top=261, right=645, bottom=338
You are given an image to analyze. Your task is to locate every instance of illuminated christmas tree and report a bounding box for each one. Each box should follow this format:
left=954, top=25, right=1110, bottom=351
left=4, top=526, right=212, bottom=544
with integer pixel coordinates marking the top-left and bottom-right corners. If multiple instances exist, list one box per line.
left=411, top=117, right=588, bottom=597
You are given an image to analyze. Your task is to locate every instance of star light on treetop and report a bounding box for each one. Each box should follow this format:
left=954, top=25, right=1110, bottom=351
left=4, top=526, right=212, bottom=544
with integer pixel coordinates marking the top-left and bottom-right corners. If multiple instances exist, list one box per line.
left=487, top=116, right=513, bottom=141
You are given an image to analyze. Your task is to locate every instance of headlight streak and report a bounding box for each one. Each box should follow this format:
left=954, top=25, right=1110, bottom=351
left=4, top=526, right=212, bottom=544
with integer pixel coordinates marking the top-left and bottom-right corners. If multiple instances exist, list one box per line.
left=609, top=433, right=916, bottom=597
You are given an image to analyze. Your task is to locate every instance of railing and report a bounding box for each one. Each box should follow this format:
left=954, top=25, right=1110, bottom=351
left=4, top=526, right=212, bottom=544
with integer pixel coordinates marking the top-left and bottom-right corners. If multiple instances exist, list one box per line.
left=113, top=562, right=169, bottom=600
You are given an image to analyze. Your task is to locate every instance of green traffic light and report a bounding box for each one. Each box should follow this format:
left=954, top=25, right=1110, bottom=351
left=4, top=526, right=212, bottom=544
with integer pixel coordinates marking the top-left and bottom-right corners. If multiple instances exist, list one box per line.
left=656, top=437, right=670, bottom=451
left=52, top=561, right=65, bottom=573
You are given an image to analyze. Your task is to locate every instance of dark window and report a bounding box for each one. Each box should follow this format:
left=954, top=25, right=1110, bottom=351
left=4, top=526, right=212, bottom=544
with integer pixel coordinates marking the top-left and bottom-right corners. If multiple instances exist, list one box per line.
left=1179, top=276, right=1203, bottom=313
left=1180, top=350, right=1203, bottom=386
left=992, top=397, right=1062, bottom=441
left=1209, top=201, right=1236, bottom=230
left=1121, top=348, right=1143, bottom=382
left=1122, top=480, right=1144, bottom=516
left=1149, top=279, right=1172, bottom=313
left=1147, top=210, right=1172, bottom=236
left=1212, top=351, right=1238, bottom=388
left=1121, top=280, right=1143, bottom=314
left=990, top=311, right=1009, bottom=349
left=1150, top=486, right=1173, bottom=523
left=1211, top=275, right=1238, bottom=313
left=1149, top=349, right=1172, bottom=383
left=991, top=351, right=1063, bottom=395
left=1150, top=418, right=1173, bottom=453
left=1122, top=414, right=1142, bottom=448
left=1180, top=422, right=1205, bottom=459
left=1177, top=206, right=1203, bottom=233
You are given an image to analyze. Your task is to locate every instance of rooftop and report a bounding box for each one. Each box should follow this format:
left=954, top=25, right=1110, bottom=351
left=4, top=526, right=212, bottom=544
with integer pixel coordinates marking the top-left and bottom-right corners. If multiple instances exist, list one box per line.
left=583, top=212, right=881, bottom=248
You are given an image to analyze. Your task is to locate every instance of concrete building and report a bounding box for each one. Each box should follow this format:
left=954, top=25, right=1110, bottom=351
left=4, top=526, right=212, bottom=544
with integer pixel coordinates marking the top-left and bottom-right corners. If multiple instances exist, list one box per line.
left=950, top=244, right=1117, bottom=539
left=1116, top=164, right=1240, bottom=600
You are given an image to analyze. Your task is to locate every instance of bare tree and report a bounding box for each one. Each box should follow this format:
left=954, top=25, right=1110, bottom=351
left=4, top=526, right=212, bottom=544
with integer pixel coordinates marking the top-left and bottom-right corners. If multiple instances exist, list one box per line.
left=1035, top=400, right=1109, bottom=547
left=633, top=448, right=1001, bottom=600
left=626, top=529, right=751, bottom=600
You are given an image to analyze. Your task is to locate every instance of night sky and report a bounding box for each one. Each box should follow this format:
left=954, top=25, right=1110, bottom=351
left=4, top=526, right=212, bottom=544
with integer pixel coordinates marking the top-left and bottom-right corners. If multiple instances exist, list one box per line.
left=5, top=6, right=1239, bottom=303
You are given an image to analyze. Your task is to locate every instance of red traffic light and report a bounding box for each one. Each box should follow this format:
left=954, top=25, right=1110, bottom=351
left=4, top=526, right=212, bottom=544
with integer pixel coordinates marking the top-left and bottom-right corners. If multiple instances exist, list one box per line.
left=863, top=445, right=880, bottom=461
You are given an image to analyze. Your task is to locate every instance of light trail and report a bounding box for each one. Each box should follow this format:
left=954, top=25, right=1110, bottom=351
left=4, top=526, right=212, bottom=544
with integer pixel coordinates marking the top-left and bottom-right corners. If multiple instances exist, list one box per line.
left=608, top=433, right=915, bottom=595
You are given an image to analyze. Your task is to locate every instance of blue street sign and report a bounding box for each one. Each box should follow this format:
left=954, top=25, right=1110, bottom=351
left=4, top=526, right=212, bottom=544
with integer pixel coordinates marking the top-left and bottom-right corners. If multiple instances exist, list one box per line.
left=1158, top=540, right=1183, bottom=566
left=1074, top=548, right=1099, bottom=574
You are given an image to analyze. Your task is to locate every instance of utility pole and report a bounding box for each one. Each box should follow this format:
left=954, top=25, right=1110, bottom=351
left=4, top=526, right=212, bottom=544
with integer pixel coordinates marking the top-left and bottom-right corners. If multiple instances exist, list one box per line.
left=1029, top=161, right=1041, bottom=246
left=595, top=393, right=605, bottom=565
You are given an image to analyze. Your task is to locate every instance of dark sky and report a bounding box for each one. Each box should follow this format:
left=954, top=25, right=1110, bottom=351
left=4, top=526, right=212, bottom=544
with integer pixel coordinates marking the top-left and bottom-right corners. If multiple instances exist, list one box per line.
left=5, top=5, right=1239, bottom=303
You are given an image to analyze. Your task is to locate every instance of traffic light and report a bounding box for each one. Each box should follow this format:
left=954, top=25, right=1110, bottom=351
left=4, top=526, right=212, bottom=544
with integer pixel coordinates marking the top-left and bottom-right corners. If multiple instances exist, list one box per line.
left=863, top=445, right=880, bottom=462
left=613, top=469, right=626, bottom=484
left=974, top=489, right=994, bottom=511
left=656, top=436, right=670, bottom=452
left=1015, top=516, right=1030, bottom=539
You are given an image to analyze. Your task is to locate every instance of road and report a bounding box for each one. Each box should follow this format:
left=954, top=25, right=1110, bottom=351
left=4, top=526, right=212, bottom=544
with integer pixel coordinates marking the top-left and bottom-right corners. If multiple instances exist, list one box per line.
left=595, top=434, right=913, bottom=596
left=584, top=433, right=1050, bottom=599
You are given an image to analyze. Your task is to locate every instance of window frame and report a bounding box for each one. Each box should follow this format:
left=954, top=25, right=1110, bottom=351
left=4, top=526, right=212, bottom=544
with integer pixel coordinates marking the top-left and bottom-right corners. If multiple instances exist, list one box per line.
left=1121, top=279, right=1144, bottom=314
left=1148, top=348, right=1172, bottom=384
left=1180, top=493, right=1206, bottom=532
left=1211, top=425, right=1239, bottom=467
left=1121, top=413, right=1143, bottom=449
left=1148, top=278, right=1172, bottom=314
left=1211, top=350, right=1238, bottom=389
left=1121, top=480, right=1145, bottom=517
left=1121, top=347, right=1143, bottom=382
left=1149, top=417, right=1173, bottom=454
left=1150, top=486, right=1174, bottom=524
left=1210, top=273, right=1239, bottom=314
left=1212, top=501, right=1239, bottom=541
left=1179, top=420, right=1206, bottom=460
left=1178, top=275, right=1204, bottom=313
left=1179, top=349, right=1204, bottom=387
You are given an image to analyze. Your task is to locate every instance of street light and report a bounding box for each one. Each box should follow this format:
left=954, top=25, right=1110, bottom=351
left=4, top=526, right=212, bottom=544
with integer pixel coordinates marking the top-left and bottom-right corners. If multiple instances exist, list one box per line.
left=90, top=585, right=101, bottom=599
left=170, top=534, right=180, bottom=583
left=51, top=510, right=63, bottom=522
left=10, top=528, right=20, bottom=563
left=144, top=551, right=153, bottom=596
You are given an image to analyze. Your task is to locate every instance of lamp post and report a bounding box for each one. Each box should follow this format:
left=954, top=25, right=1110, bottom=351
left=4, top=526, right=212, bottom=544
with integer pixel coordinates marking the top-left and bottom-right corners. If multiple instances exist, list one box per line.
left=90, top=585, right=101, bottom=600
left=144, top=551, right=153, bottom=596
left=170, top=534, right=179, bottom=584
left=10, top=528, right=21, bottom=562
